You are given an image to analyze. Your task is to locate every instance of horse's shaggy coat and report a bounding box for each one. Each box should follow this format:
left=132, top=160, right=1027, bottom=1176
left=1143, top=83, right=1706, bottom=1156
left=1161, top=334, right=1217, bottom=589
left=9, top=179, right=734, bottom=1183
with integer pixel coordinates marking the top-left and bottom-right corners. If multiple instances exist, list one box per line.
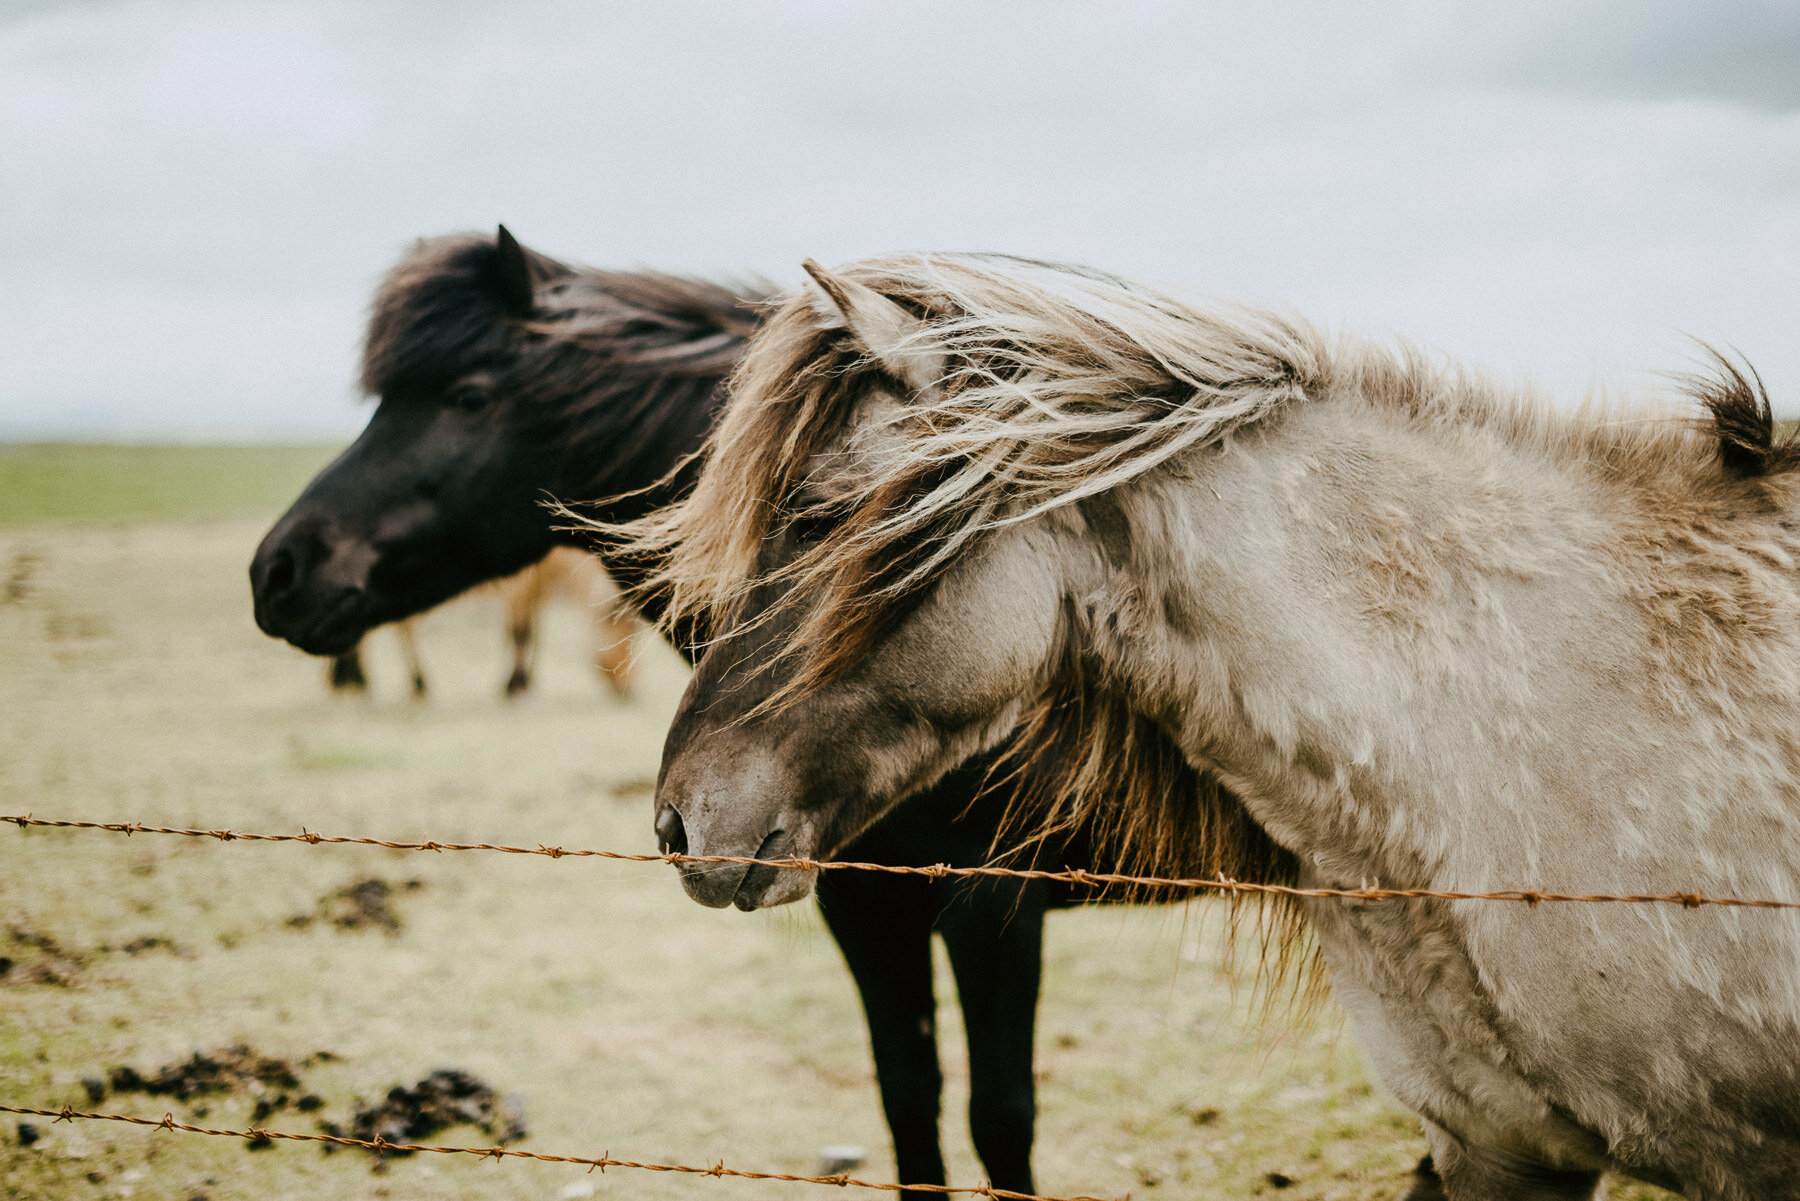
left=638, top=252, right=1800, bottom=1199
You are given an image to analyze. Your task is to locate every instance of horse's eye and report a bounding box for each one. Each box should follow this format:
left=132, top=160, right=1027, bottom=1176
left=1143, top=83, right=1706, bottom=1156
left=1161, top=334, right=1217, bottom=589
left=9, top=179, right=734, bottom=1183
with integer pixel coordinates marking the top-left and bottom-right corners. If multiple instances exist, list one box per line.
left=788, top=510, right=840, bottom=545
left=446, top=384, right=492, bottom=413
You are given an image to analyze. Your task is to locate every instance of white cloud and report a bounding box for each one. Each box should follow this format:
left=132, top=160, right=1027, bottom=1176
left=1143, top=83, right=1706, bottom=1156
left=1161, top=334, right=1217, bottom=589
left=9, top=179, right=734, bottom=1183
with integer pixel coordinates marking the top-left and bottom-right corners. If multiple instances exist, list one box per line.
left=1, top=0, right=1796, bottom=437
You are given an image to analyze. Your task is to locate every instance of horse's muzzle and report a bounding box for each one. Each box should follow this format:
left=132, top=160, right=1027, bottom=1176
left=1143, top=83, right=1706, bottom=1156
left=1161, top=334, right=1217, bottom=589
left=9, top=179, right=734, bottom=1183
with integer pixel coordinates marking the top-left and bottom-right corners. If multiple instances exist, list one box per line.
left=659, top=808, right=816, bottom=911
left=249, top=522, right=379, bottom=655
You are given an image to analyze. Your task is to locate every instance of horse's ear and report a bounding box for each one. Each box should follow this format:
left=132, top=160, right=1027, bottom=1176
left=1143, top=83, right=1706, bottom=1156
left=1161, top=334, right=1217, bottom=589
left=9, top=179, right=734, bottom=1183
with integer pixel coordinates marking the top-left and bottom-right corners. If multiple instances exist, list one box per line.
left=802, top=259, right=942, bottom=392
left=490, top=224, right=536, bottom=315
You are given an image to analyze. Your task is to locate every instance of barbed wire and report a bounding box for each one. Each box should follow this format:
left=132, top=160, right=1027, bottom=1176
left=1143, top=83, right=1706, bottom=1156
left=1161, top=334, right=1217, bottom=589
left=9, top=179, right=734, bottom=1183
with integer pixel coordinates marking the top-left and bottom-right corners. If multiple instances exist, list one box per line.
left=0, top=1102, right=1120, bottom=1201
left=5, top=813, right=1798, bottom=910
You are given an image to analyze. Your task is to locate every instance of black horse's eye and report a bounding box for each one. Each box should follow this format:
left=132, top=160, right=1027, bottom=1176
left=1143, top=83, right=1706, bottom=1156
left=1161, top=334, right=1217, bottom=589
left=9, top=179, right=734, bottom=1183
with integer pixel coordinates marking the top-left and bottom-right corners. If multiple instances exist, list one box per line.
left=446, top=384, right=492, bottom=413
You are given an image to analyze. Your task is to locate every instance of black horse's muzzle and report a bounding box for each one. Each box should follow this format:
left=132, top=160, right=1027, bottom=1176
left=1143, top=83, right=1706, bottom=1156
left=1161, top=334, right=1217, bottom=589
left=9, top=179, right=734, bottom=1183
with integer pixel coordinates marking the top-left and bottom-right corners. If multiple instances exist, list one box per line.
left=249, top=520, right=379, bottom=655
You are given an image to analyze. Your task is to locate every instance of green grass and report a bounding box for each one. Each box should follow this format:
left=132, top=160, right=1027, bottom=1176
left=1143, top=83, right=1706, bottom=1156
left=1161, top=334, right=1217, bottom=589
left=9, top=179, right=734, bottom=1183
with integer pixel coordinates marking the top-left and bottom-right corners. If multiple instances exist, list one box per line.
left=0, top=443, right=345, bottom=526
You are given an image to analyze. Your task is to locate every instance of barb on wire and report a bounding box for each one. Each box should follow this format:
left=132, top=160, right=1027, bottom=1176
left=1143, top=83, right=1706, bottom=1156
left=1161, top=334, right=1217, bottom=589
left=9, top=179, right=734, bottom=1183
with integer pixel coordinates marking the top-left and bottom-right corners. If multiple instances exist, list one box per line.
left=4, top=813, right=1797, bottom=910
left=0, top=1102, right=1118, bottom=1201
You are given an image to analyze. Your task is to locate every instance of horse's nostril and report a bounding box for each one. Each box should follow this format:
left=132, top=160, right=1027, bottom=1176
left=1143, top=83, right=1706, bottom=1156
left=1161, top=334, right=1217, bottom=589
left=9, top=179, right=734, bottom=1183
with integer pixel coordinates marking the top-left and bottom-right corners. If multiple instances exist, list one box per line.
left=752, top=828, right=791, bottom=862
left=654, top=805, right=687, bottom=856
left=264, top=547, right=297, bottom=595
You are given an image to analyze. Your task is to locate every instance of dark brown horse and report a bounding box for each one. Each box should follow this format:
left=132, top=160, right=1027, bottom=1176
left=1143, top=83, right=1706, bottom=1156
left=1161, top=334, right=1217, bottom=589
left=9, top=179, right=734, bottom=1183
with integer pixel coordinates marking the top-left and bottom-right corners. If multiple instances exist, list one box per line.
left=249, top=230, right=1442, bottom=1200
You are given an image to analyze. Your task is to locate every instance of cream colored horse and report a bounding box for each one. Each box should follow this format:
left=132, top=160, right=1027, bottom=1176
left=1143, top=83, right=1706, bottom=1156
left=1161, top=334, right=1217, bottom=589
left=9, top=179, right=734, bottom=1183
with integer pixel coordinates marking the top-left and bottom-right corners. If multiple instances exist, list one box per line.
left=631, top=252, right=1800, bottom=1200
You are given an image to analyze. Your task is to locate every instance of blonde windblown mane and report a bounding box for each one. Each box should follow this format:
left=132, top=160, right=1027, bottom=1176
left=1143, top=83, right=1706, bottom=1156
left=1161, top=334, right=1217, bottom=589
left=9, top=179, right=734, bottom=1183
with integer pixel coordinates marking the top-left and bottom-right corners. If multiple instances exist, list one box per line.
left=623, top=251, right=1772, bottom=677
left=627, top=255, right=1323, bottom=636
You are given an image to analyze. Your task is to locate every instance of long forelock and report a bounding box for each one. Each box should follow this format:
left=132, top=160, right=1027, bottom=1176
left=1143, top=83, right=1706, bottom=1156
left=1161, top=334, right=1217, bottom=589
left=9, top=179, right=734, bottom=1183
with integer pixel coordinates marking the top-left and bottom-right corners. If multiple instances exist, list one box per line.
left=606, top=309, right=875, bottom=630
left=361, top=234, right=521, bottom=396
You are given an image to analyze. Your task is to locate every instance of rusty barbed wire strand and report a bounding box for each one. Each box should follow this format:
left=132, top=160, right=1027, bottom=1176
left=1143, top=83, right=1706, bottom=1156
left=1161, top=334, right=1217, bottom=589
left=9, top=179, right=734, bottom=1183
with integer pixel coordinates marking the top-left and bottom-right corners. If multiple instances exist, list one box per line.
left=5, top=813, right=1798, bottom=910
left=0, top=1102, right=1120, bottom=1201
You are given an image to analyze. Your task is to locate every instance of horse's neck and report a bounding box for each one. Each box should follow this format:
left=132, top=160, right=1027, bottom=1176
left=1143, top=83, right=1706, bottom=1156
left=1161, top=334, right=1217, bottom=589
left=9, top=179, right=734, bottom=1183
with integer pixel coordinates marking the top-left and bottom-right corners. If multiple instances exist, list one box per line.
left=1078, top=397, right=1756, bottom=890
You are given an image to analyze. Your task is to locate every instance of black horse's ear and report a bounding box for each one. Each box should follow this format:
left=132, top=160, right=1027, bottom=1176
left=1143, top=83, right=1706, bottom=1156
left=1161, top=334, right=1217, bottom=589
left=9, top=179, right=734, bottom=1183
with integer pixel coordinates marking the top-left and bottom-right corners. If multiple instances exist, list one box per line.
left=490, top=224, right=536, bottom=315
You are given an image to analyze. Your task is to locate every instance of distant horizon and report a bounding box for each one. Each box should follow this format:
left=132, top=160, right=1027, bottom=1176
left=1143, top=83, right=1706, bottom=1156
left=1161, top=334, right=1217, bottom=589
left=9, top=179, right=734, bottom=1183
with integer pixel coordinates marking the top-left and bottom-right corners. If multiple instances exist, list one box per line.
left=0, top=432, right=352, bottom=445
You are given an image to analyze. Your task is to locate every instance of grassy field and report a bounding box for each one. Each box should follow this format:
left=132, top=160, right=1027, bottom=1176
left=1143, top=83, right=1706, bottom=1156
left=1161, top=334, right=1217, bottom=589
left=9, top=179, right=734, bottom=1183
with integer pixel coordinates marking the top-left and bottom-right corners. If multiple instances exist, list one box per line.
left=0, top=444, right=343, bottom=526
left=0, top=446, right=1678, bottom=1201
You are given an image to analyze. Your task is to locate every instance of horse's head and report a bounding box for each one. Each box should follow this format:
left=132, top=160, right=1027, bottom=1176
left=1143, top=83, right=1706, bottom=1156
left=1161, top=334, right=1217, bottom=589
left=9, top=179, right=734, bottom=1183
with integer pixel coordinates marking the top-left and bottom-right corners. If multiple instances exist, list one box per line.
left=641, top=254, right=1313, bottom=910
left=250, top=227, right=572, bottom=653
left=251, top=227, right=755, bottom=655
left=649, top=261, right=1083, bottom=909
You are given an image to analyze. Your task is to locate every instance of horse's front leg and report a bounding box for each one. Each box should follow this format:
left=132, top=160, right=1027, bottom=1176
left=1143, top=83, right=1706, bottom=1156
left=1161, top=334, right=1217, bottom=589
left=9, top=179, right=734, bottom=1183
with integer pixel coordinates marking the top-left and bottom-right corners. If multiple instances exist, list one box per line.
left=815, top=870, right=948, bottom=1197
left=392, top=617, right=427, bottom=698
left=328, top=644, right=368, bottom=691
left=1423, top=1123, right=1602, bottom=1201
left=937, top=876, right=1045, bottom=1198
left=503, top=577, right=536, bottom=696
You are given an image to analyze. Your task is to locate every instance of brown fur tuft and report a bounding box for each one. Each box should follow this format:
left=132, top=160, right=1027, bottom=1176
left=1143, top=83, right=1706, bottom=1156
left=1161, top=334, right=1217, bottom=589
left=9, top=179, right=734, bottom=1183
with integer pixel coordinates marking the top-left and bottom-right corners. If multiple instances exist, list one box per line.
left=1681, top=347, right=1800, bottom=479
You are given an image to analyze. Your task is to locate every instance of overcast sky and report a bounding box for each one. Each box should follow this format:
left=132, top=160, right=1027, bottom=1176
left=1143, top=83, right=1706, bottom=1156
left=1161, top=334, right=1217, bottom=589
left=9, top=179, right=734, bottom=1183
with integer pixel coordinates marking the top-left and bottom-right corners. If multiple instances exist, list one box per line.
left=2, top=0, right=1797, bottom=439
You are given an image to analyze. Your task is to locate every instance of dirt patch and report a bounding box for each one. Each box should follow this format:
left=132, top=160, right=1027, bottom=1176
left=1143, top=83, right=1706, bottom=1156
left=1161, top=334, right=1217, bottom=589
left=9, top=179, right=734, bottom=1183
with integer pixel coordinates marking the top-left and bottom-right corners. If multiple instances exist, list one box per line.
left=1, top=926, right=85, bottom=986
left=109, top=934, right=187, bottom=957
left=607, top=775, right=658, bottom=801
left=44, top=612, right=110, bottom=641
left=3, top=550, right=37, bottom=604
left=105, top=1045, right=303, bottom=1101
left=287, top=878, right=423, bottom=935
left=322, top=1069, right=527, bottom=1158
left=98, top=1044, right=333, bottom=1135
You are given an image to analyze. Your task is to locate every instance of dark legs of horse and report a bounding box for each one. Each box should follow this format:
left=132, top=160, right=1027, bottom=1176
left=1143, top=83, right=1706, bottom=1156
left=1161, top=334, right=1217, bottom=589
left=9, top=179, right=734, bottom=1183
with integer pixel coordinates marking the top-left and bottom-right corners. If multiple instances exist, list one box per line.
left=1421, top=1124, right=1601, bottom=1201
left=392, top=617, right=427, bottom=698
left=328, top=646, right=367, bottom=691
left=504, top=606, right=534, bottom=696
left=330, top=627, right=426, bottom=697
left=816, top=871, right=947, bottom=1197
left=937, top=877, right=1044, bottom=1198
left=815, top=774, right=1046, bottom=1201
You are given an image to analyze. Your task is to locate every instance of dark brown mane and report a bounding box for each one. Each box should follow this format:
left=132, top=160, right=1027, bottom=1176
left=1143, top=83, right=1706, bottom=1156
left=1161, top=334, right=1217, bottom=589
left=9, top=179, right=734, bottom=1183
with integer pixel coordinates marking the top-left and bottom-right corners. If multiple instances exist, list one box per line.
left=362, top=233, right=535, bottom=396
left=360, top=232, right=773, bottom=497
